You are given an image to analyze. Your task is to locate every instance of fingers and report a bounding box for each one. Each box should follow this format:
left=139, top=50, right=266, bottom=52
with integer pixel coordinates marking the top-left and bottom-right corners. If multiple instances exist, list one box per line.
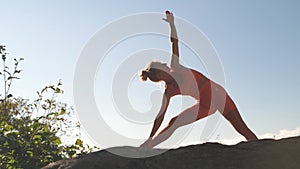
left=165, top=10, right=173, bottom=15
left=165, top=10, right=173, bottom=18
left=163, top=11, right=174, bottom=23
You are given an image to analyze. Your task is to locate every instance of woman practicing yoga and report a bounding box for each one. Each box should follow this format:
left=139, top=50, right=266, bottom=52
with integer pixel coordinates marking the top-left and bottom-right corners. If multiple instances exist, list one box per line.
left=140, top=11, right=258, bottom=148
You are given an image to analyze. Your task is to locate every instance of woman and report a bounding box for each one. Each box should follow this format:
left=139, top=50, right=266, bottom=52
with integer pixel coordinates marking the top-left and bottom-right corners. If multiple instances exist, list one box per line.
left=140, top=11, right=258, bottom=148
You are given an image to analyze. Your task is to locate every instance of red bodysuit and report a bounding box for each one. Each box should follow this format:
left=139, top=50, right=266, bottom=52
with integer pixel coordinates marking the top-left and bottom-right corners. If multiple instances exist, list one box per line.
left=165, top=66, right=237, bottom=117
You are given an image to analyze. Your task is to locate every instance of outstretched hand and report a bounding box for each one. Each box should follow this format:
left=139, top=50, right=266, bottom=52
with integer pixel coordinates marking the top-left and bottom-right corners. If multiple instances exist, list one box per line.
left=163, top=10, right=174, bottom=24
left=140, top=137, right=154, bottom=148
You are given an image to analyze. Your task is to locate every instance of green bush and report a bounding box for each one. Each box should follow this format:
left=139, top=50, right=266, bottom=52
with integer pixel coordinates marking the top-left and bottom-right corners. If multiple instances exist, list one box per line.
left=0, top=45, right=95, bottom=169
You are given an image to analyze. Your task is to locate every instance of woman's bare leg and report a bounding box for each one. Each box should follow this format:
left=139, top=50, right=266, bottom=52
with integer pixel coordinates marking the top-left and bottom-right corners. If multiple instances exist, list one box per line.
left=223, top=109, right=258, bottom=141
left=147, top=104, right=212, bottom=148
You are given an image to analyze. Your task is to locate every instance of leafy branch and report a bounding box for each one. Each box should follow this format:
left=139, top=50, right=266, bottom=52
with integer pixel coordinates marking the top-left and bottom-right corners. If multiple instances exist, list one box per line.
left=0, top=45, right=23, bottom=117
left=0, top=45, right=97, bottom=169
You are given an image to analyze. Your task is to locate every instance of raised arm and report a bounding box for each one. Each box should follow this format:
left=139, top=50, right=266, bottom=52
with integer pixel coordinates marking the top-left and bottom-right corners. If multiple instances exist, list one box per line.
left=163, top=11, right=180, bottom=68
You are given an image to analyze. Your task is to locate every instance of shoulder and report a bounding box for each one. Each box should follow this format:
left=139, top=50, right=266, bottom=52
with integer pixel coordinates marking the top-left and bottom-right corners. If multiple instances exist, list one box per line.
left=170, top=64, right=189, bottom=74
left=171, top=65, right=201, bottom=79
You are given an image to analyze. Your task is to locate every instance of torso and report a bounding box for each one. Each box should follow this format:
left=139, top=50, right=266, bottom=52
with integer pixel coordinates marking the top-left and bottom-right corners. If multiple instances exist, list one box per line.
left=164, top=65, right=234, bottom=115
left=165, top=65, right=209, bottom=99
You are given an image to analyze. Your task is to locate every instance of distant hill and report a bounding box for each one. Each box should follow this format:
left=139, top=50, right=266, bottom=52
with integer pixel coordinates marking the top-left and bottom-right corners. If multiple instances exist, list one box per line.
left=42, top=136, right=300, bottom=169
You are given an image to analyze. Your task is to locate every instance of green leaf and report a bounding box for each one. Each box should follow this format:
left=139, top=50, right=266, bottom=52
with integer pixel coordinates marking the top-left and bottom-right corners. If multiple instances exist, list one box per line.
left=55, top=88, right=61, bottom=93
left=45, top=99, right=52, bottom=104
left=7, top=76, right=20, bottom=80
left=58, top=80, right=62, bottom=86
left=14, top=70, right=22, bottom=74
left=2, top=55, right=6, bottom=61
left=53, top=138, right=62, bottom=145
left=26, top=150, right=34, bottom=157
left=75, top=139, right=83, bottom=147
left=8, top=159, right=15, bottom=164
left=41, top=104, right=47, bottom=110
left=49, top=85, right=55, bottom=91
left=33, top=134, right=42, bottom=140
left=60, top=108, right=66, bottom=115
left=41, top=87, right=47, bottom=93
left=7, top=94, right=13, bottom=98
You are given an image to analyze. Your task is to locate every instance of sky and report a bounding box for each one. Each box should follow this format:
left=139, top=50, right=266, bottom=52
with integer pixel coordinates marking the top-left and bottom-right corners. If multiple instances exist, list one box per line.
left=1, top=0, right=300, bottom=148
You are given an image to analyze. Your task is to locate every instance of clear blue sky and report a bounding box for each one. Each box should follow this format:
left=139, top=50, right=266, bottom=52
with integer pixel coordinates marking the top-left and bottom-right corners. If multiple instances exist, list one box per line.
left=1, top=0, right=300, bottom=147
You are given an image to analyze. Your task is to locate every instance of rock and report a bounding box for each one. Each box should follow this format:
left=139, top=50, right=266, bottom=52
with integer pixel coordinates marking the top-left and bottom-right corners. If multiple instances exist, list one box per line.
left=42, top=136, right=300, bottom=169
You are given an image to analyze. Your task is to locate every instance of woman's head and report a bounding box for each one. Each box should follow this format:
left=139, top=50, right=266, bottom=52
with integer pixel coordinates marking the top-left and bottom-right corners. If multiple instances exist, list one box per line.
left=140, top=61, right=170, bottom=82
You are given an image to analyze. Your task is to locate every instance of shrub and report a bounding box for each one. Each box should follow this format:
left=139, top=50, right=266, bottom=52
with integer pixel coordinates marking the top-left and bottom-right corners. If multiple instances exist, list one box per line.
left=0, top=45, right=95, bottom=169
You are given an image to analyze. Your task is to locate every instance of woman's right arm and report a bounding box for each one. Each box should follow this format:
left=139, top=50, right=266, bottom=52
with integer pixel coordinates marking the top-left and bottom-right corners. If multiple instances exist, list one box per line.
left=163, top=11, right=180, bottom=69
left=148, top=93, right=171, bottom=138
left=170, top=22, right=180, bottom=68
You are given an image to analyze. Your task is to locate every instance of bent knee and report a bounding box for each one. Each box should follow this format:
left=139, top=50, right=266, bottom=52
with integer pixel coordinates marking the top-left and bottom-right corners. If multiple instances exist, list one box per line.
left=219, top=97, right=237, bottom=115
left=223, top=109, right=243, bottom=124
left=168, top=117, right=178, bottom=126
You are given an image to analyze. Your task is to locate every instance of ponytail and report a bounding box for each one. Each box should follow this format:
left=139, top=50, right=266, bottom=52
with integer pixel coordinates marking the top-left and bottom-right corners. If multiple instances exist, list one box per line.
left=140, top=70, right=148, bottom=81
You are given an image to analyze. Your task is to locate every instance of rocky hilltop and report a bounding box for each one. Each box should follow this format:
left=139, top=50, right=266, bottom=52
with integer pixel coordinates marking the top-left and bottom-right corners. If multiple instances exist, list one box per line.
left=42, top=136, right=300, bottom=169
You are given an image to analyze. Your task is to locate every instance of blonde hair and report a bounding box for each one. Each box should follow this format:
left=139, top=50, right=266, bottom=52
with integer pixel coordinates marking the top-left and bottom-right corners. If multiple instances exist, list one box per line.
left=139, top=61, right=169, bottom=81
